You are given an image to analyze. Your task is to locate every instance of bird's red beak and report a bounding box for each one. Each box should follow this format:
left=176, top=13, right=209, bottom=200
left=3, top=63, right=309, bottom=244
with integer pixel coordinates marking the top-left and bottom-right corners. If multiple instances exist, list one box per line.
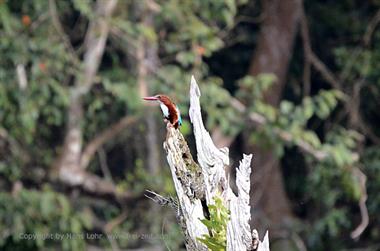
left=142, top=96, right=158, bottom=101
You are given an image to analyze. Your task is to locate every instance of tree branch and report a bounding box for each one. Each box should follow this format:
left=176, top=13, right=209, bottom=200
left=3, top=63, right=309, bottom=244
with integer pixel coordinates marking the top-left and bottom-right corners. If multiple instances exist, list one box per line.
left=300, top=7, right=341, bottom=91
left=16, top=64, right=27, bottom=91
left=350, top=168, right=369, bottom=239
left=363, top=9, right=380, bottom=46
left=80, top=116, right=137, bottom=169
left=104, top=210, right=129, bottom=233
left=81, top=0, right=118, bottom=93
left=300, top=8, right=311, bottom=96
left=57, top=170, right=140, bottom=203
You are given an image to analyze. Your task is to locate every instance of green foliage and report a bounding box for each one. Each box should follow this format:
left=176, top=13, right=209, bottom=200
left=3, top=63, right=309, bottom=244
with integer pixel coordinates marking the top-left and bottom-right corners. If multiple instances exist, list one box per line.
left=0, top=186, right=90, bottom=250
left=157, top=0, right=234, bottom=58
left=237, top=74, right=276, bottom=100
left=202, top=77, right=243, bottom=137
left=72, top=0, right=92, bottom=17
left=234, top=73, right=350, bottom=161
left=197, top=196, right=230, bottom=251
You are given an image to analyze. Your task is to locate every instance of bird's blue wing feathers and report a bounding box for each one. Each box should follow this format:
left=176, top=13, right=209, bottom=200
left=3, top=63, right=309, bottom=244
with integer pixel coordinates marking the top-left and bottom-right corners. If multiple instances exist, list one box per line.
left=176, top=106, right=182, bottom=125
left=178, top=115, right=182, bottom=125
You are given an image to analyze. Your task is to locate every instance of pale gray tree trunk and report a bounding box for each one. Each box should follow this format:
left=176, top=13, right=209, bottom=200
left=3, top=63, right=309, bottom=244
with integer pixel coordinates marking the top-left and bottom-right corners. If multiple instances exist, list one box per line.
left=55, top=0, right=121, bottom=197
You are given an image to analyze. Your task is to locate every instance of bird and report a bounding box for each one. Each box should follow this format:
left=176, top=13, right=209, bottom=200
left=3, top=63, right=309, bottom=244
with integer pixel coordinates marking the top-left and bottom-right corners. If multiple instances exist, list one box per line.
left=143, top=94, right=182, bottom=129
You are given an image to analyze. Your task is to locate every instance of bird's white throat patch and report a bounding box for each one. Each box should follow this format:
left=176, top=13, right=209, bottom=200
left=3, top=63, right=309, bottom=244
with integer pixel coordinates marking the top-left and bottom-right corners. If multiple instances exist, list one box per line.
left=159, top=102, right=169, bottom=117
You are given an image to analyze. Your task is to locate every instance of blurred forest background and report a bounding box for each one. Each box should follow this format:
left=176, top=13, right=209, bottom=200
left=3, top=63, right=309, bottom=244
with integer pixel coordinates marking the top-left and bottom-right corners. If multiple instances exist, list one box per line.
left=0, top=0, right=380, bottom=250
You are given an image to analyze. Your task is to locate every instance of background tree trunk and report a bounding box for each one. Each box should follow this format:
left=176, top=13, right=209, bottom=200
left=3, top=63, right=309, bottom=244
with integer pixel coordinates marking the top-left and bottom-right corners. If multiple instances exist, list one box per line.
left=246, top=0, right=302, bottom=243
left=137, top=6, right=161, bottom=175
left=58, top=0, right=118, bottom=173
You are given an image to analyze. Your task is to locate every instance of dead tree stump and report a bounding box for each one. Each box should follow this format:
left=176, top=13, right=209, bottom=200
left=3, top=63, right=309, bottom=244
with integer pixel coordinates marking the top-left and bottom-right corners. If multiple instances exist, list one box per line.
left=147, top=76, right=270, bottom=251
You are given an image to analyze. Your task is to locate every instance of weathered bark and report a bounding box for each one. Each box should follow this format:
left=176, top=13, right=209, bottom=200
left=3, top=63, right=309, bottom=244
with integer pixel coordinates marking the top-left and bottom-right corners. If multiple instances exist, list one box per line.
left=246, top=0, right=302, bottom=238
left=148, top=76, right=270, bottom=251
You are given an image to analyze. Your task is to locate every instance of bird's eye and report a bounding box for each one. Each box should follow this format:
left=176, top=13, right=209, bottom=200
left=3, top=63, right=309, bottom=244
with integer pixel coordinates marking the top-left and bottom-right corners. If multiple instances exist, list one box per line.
left=157, top=95, right=161, bottom=99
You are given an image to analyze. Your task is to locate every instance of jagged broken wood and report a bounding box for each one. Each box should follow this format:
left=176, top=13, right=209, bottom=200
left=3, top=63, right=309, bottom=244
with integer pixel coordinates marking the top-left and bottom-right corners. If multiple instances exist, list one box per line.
left=147, top=76, right=270, bottom=251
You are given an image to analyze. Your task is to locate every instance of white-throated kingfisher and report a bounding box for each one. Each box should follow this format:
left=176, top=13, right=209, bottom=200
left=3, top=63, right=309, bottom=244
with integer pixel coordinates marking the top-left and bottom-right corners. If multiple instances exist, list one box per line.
left=143, top=94, right=182, bottom=129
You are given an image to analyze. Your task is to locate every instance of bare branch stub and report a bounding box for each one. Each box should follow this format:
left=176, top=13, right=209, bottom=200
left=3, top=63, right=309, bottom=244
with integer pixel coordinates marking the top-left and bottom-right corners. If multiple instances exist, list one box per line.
left=145, top=190, right=178, bottom=210
left=189, top=76, right=230, bottom=202
left=227, top=154, right=253, bottom=250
